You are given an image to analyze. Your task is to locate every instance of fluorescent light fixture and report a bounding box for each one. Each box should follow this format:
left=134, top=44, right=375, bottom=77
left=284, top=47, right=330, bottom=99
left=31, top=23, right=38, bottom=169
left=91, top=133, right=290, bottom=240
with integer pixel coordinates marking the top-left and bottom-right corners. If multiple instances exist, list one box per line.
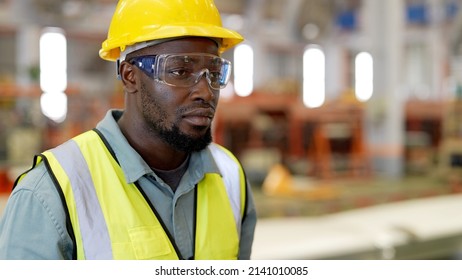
left=40, top=92, right=68, bottom=123
left=355, top=52, right=374, bottom=102
left=40, top=28, right=67, bottom=93
left=39, top=27, right=68, bottom=123
left=234, top=44, right=254, bottom=97
left=303, top=46, right=325, bottom=108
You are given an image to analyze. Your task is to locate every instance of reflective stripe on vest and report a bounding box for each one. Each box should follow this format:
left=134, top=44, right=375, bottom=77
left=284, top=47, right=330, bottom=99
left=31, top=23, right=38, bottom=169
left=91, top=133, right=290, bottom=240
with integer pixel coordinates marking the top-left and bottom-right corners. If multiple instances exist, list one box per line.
left=51, top=139, right=113, bottom=259
left=207, top=144, right=244, bottom=235
left=41, top=130, right=244, bottom=259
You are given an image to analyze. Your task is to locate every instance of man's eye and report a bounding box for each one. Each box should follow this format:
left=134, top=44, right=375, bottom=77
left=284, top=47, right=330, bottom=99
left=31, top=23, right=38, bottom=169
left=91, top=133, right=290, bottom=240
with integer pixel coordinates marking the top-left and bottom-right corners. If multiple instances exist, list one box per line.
left=169, top=69, right=190, bottom=77
left=209, top=71, right=221, bottom=79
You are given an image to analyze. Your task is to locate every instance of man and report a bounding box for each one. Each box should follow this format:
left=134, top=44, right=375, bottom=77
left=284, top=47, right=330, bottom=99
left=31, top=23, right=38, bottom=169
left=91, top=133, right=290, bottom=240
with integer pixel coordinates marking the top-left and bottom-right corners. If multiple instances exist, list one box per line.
left=0, top=0, right=256, bottom=260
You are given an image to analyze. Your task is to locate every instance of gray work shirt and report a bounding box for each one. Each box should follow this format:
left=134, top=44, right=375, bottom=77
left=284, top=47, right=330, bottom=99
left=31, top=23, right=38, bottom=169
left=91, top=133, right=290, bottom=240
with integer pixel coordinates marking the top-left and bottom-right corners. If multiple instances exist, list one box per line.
left=0, top=110, right=257, bottom=260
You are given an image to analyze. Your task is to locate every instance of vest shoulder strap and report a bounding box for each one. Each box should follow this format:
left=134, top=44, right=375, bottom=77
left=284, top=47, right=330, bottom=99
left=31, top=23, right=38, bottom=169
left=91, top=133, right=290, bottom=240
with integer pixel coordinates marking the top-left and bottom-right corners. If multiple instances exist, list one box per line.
left=207, top=143, right=247, bottom=233
left=46, top=131, right=113, bottom=259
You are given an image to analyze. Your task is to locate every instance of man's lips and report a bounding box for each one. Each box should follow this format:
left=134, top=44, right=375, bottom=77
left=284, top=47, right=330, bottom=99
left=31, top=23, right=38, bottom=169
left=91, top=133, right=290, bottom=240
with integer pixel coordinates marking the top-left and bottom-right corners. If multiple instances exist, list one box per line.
left=182, top=108, right=215, bottom=127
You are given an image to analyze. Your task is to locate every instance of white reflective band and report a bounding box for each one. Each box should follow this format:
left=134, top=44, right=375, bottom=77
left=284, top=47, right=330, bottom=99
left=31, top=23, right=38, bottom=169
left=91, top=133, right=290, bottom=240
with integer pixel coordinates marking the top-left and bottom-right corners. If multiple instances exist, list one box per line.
left=119, top=38, right=222, bottom=61
left=120, top=39, right=170, bottom=61
left=208, top=144, right=242, bottom=235
left=51, top=140, right=113, bottom=259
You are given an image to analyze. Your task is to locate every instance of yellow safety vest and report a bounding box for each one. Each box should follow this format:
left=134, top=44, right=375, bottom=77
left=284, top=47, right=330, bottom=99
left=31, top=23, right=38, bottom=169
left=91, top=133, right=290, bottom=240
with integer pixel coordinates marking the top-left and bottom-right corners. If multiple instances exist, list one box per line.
left=17, top=129, right=247, bottom=260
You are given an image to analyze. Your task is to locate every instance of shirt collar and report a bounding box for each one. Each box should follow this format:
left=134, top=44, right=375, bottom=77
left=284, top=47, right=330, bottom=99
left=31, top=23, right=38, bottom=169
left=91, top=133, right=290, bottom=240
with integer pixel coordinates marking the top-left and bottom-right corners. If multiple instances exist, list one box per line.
left=95, top=109, right=221, bottom=184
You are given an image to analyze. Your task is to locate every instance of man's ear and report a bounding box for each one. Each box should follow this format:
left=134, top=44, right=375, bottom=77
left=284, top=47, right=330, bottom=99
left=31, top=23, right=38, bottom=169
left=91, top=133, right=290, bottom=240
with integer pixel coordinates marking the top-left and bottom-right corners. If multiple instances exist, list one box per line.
left=119, top=60, right=137, bottom=93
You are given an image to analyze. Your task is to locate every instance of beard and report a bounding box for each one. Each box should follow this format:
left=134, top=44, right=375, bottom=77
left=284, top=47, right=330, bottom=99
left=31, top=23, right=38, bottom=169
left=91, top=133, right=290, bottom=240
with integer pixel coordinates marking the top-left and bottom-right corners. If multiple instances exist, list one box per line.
left=156, top=124, right=212, bottom=153
left=140, top=82, right=212, bottom=153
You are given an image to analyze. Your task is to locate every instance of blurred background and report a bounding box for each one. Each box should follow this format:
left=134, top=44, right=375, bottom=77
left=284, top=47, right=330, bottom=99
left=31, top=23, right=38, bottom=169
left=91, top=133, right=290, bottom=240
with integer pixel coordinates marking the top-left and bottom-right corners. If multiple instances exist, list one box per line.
left=2, top=0, right=462, bottom=259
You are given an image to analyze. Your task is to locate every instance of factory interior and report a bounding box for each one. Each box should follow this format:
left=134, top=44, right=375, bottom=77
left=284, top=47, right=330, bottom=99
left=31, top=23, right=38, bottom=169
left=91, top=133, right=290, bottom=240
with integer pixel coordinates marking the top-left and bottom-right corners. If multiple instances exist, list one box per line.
left=2, top=0, right=462, bottom=260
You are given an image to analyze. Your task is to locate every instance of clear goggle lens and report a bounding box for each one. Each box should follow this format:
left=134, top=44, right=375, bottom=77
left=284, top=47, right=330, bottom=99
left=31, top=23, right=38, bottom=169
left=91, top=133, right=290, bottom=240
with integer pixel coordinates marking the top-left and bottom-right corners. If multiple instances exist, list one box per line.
left=129, top=53, right=231, bottom=90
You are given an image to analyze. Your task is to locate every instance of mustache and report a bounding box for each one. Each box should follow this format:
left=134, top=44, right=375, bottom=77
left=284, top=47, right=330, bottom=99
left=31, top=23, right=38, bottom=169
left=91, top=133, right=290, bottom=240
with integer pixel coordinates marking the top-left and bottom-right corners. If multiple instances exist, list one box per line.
left=177, top=103, right=216, bottom=115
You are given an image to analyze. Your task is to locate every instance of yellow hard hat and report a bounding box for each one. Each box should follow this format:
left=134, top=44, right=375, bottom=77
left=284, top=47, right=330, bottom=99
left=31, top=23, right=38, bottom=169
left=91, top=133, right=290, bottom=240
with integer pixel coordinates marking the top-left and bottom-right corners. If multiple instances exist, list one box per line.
left=99, top=0, right=244, bottom=61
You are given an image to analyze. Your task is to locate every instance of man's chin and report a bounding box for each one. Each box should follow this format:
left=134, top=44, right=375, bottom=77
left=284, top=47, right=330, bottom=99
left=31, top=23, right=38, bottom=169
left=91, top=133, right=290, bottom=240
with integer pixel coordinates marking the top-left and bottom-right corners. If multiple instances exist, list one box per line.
left=156, top=124, right=213, bottom=153
left=171, top=138, right=211, bottom=153
left=169, top=132, right=212, bottom=152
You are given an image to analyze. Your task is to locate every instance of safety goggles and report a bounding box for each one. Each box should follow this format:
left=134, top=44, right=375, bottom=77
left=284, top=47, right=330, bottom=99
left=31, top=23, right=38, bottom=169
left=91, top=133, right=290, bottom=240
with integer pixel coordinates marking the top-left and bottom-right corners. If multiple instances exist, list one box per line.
left=129, top=53, right=232, bottom=90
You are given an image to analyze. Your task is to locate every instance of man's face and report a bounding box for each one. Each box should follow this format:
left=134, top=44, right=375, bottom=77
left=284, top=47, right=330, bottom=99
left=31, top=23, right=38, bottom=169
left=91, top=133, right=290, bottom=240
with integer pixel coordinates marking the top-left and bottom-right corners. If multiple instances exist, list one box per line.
left=130, top=38, right=220, bottom=152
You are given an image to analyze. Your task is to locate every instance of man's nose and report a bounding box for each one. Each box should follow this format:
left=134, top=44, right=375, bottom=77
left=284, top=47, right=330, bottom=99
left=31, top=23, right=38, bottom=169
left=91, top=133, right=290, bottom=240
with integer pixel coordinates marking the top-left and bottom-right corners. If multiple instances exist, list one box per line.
left=194, top=69, right=211, bottom=86
left=192, top=69, right=216, bottom=101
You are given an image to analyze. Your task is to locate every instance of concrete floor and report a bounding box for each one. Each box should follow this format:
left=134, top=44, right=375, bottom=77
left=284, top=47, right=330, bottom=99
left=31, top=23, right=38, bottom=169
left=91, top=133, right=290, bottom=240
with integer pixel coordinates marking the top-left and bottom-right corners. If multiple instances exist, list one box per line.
left=252, top=193, right=462, bottom=259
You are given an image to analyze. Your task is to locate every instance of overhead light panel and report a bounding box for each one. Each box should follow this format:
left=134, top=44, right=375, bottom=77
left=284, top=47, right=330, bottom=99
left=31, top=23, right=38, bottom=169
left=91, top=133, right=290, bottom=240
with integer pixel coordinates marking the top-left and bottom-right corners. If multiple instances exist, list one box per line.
left=303, top=46, right=325, bottom=108
left=355, top=52, right=374, bottom=102
left=234, top=44, right=254, bottom=97
left=39, top=27, right=68, bottom=123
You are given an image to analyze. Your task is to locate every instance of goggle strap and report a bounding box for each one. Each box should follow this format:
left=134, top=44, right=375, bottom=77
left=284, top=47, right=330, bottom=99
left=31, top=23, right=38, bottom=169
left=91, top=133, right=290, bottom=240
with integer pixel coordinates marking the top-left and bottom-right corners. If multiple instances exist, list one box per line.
left=130, top=56, right=158, bottom=76
left=116, top=59, right=121, bottom=80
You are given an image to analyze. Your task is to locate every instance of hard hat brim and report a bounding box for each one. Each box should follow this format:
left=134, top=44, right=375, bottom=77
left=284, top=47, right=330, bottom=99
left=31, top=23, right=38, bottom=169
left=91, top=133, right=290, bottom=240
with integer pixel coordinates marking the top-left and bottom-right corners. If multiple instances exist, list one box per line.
left=99, top=24, right=244, bottom=61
